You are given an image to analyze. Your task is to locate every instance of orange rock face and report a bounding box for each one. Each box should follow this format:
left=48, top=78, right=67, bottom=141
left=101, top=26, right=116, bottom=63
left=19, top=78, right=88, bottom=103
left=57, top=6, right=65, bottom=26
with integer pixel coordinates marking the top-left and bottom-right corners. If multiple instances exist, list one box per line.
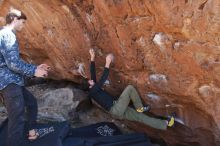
left=1, top=0, right=220, bottom=146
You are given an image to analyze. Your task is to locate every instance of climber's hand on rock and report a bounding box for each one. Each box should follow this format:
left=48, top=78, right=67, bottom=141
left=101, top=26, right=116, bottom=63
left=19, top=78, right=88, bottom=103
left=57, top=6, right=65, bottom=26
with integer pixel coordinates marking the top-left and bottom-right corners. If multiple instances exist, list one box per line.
left=105, top=53, right=114, bottom=68
left=89, top=49, right=95, bottom=61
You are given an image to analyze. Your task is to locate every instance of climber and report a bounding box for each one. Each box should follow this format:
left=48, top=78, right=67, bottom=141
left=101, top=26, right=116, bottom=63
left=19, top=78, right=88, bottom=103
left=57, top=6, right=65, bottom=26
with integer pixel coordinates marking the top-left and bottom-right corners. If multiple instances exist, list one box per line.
left=81, top=49, right=175, bottom=130
left=0, top=8, right=50, bottom=146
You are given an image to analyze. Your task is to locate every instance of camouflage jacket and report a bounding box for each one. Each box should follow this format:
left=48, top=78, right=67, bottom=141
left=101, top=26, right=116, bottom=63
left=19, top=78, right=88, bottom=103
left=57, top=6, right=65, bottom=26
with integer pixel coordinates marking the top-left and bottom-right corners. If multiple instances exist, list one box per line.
left=0, top=27, right=36, bottom=90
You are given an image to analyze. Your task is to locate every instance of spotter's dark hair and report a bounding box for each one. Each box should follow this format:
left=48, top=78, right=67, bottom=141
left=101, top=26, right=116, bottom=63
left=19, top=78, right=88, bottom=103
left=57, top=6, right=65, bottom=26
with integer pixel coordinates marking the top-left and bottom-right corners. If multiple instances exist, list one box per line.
left=6, top=11, right=27, bottom=24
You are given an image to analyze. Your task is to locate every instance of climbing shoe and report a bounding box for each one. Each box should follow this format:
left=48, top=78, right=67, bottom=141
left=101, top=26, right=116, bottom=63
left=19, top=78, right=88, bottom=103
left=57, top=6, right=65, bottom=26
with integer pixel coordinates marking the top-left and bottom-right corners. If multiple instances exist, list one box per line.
left=167, top=114, right=175, bottom=127
left=136, top=105, right=151, bottom=113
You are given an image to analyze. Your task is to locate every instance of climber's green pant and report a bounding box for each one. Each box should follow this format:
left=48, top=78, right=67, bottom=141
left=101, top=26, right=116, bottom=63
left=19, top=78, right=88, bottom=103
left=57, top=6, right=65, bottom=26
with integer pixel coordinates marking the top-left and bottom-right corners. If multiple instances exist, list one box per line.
left=109, top=85, right=167, bottom=130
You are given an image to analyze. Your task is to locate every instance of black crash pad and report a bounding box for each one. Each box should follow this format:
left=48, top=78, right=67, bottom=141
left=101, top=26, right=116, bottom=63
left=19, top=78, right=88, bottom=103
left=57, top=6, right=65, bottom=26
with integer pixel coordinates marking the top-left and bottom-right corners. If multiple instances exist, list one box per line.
left=0, top=119, right=153, bottom=146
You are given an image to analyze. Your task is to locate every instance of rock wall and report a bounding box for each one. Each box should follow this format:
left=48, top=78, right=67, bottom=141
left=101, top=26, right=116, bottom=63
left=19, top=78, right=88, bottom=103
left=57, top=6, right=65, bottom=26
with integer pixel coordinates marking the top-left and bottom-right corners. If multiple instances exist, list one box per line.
left=1, top=0, right=220, bottom=146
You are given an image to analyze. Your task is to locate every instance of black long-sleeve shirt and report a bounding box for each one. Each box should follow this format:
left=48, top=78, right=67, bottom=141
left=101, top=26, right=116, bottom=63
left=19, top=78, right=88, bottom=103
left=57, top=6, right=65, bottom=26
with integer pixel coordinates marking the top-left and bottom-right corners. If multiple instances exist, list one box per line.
left=88, top=61, right=114, bottom=111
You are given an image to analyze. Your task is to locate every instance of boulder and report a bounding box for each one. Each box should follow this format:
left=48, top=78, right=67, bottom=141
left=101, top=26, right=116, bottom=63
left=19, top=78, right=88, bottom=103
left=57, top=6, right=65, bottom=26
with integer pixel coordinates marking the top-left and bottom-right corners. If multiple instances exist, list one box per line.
left=1, top=0, right=220, bottom=145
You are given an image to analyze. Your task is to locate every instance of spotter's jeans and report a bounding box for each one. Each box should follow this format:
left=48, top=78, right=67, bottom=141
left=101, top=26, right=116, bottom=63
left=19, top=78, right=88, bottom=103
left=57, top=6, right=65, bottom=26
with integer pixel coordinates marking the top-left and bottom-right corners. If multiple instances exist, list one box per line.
left=1, top=83, right=38, bottom=146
